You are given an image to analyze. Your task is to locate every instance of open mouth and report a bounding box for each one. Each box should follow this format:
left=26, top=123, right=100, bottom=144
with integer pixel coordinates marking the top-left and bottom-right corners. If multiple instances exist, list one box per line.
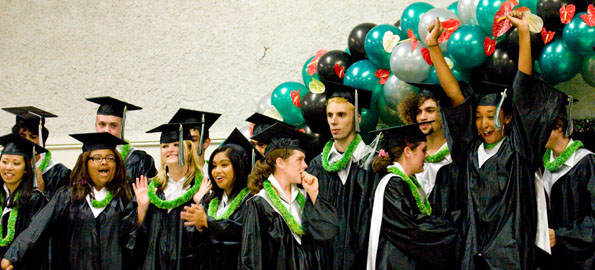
left=98, top=169, right=110, bottom=176
left=2, top=172, right=14, bottom=178
left=214, top=176, right=224, bottom=182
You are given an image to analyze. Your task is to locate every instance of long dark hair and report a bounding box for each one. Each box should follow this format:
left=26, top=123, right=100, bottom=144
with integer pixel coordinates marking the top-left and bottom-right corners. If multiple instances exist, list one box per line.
left=206, top=145, right=250, bottom=202
left=69, top=149, right=131, bottom=202
left=0, top=153, right=35, bottom=208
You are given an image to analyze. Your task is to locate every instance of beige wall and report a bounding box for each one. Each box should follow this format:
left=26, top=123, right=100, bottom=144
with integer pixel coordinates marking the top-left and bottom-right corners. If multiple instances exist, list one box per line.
left=1, top=0, right=593, bottom=167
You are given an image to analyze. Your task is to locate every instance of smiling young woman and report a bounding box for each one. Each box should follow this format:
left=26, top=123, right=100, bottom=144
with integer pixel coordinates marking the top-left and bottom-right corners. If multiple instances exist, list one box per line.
left=0, top=133, right=48, bottom=270
left=1, top=132, right=136, bottom=270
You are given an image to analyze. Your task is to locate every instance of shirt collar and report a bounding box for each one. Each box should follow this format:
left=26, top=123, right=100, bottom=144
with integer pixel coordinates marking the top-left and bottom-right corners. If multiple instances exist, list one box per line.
left=388, top=161, right=407, bottom=176
left=267, top=174, right=299, bottom=204
left=327, top=139, right=369, bottom=162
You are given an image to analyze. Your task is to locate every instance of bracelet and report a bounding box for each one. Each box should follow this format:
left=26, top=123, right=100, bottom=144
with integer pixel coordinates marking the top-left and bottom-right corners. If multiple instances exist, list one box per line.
left=428, top=44, right=439, bottom=47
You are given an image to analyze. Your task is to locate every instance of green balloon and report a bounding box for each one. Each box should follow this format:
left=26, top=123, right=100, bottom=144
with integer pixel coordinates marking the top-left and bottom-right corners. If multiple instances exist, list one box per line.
left=539, top=38, right=582, bottom=85
left=448, top=1, right=459, bottom=16
left=377, top=93, right=403, bottom=126
left=302, top=55, right=321, bottom=90
left=563, top=12, right=595, bottom=56
left=426, top=65, right=471, bottom=83
left=476, top=0, right=505, bottom=35
left=364, top=24, right=405, bottom=69
left=447, top=25, right=489, bottom=69
left=360, top=108, right=379, bottom=133
left=518, top=0, right=538, bottom=13
left=401, top=2, right=434, bottom=38
left=271, top=82, right=309, bottom=126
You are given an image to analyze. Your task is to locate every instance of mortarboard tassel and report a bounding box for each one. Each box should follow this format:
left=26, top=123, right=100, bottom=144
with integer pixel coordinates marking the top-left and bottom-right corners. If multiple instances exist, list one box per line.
left=355, top=89, right=360, bottom=133
left=198, top=114, right=206, bottom=156
left=566, top=96, right=574, bottom=137
left=494, top=87, right=508, bottom=131
left=178, top=123, right=185, bottom=167
left=121, top=105, right=127, bottom=140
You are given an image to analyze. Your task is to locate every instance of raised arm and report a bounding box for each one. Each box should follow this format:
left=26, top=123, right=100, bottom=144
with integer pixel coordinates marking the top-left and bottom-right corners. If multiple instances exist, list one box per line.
left=426, top=18, right=465, bottom=106
left=506, top=10, right=531, bottom=75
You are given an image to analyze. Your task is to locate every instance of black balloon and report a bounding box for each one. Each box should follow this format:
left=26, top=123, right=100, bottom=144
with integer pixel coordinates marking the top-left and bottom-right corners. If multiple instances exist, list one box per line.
left=348, top=23, right=377, bottom=61
left=537, top=0, right=577, bottom=33
left=301, top=91, right=331, bottom=136
left=317, top=50, right=353, bottom=84
left=506, top=27, right=544, bottom=60
left=484, top=45, right=518, bottom=85
left=394, top=19, right=401, bottom=28
left=300, top=124, right=329, bottom=163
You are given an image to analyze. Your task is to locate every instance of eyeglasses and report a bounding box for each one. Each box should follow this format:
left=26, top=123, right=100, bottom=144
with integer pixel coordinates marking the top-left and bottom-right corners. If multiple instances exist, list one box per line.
left=88, top=155, right=116, bottom=163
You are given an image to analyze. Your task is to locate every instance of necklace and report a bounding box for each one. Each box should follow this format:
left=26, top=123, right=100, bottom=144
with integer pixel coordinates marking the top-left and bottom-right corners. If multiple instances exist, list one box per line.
left=148, top=169, right=203, bottom=209
left=207, top=188, right=250, bottom=220
left=387, top=166, right=432, bottom=215
left=321, top=134, right=362, bottom=172
left=262, top=180, right=306, bottom=236
left=543, top=140, right=583, bottom=172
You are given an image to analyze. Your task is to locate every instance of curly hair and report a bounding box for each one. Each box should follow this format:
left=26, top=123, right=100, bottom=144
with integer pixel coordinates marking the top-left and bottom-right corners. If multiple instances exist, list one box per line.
left=247, top=148, right=293, bottom=194
left=398, top=93, right=433, bottom=125
left=70, top=149, right=131, bottom=202
left=371, top=141, right=423, bottom=174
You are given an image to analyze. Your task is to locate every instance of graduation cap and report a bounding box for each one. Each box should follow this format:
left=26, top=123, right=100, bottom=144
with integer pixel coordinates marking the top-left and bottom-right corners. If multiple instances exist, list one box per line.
left=147, top=122, right=202, bottom=167
left=0, top=133, right=48, bottom=189
left=370, top=121, right=431, bottom=150
left=325, top=81, right=373, bottom=133
left=2, top=106, right=57, bottom=147
left=474, top=81, right=512, bottom=131
left=406, top=82, right=452, bottom=106
left=251, top=123, right=315, bottom=158
left=86, top=97, right=142, bottom=140
left=168, top=109, right=221, bottom=156
left=246, top=112, right=294, bottom=137
left=220, top=128, right=264, bottom=170
left=70, top=132, right=127, bottom=152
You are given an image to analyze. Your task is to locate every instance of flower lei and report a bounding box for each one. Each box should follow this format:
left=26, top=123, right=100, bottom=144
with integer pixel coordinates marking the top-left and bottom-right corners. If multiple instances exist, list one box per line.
left=148, top=169, right=203, bottom=209
left=543, top=140, right=584, bottom=172
left=91, top=190, right=114, bottom=208
left=0, top=194, right=19, bottom=247
left=38, top=151, right=52, bottom=172
left=425, top=146, right=450, bottom=163
left=321, top=134, right=362, bottom=172
left=262, top=180, right=306, bottom=236
left=484, top=137, right=505, bottom=150
left=119, top=140, right=131, bottom=161
left=207, top=188, right=250, bottom=220
left=387, top=166, right=432, bottom=215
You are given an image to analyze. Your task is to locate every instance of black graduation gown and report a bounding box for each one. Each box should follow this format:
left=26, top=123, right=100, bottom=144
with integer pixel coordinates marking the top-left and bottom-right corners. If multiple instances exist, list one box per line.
left=307, top=154, right=375, bottom=270
left=239, top=194, right=339, bottom=270
left=539, top=154, right=595, bottom=270
left=200, top=193, right=252, bottom=270
left=427, top=163, right=464, bottom=218
left=374, top=175, right=458, bottom=269
left=4, top=186, right=137, bottom=270
left=42, top=163, right=71, bottom=199
left=136, top=189, right=208, bottom=270
left=441, top=71, right=566, bottom=270
left=125, top=149, right=157, bottom=182
left=0, top=190, right=47, bottom=270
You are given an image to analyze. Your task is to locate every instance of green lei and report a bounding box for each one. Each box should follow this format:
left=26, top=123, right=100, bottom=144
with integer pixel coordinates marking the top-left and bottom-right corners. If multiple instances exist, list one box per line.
left=321, top=134, right=362, bottom=172
left=148, top=169, right=203, bottom=209
left=387, top=166, right=432, bottom=215
left=0, top=194, right=19, bottom=247
left=91, top=190, right=114, bottom=208
left=543, top=140, right=584, bottom=172
left=119, top=141, right=131, bottom=161
left=262, top=180, right=306, bottom=236
left=484, top=137, right=505, bottom=150
left=207, top=188, right=250, bottom=220
left=38, top=151, right=51, bottom=172
left=425, top=146, right=450, bottom=163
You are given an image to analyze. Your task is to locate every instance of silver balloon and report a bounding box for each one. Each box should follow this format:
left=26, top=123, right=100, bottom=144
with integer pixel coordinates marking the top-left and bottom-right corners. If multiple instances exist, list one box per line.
left=383, top=74, right=420, bottom=110
left=255, top=93, right=272, bottom=114
left=581, top=55, right=595, bottom=87
left=418, top=8, right=459, bottom=52
left=457, top=0, right=479, bottom=25
left=390, top=42, right=431, bottom=83
left=237, top=124, right=253, bottom=139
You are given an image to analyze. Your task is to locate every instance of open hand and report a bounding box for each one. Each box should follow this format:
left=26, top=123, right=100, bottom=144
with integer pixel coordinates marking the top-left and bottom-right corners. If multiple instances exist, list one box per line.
left=132, top=175, right=151, bottom=210
left=194, top=178, right=212, bottom=204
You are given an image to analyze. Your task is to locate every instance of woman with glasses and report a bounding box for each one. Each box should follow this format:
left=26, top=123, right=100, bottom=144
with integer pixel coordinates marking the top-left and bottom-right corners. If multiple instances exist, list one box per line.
left=1, top=132, right=137, bottom=270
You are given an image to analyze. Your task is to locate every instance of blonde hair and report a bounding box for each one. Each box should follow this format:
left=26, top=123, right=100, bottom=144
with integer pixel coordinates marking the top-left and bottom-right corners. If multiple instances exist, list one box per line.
left=327, top=97, right=355, bottom=112
left=152, top=140, right=202, bottom=190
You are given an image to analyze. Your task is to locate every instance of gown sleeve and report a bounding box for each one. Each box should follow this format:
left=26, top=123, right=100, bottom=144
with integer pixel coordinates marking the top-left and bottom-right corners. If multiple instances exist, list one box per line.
left=302, top=195, right=339, bottom=241
left=4, top=187, right=70, bottom=268
left=511, top=71, right=566, bottom=170
left=554, top=155, right=595, bottom=262
left=441, top=94, right=477, bottom=167
left=239, top=198, right=269, bottom=270
left=381, top=177, right=459, bottom=266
